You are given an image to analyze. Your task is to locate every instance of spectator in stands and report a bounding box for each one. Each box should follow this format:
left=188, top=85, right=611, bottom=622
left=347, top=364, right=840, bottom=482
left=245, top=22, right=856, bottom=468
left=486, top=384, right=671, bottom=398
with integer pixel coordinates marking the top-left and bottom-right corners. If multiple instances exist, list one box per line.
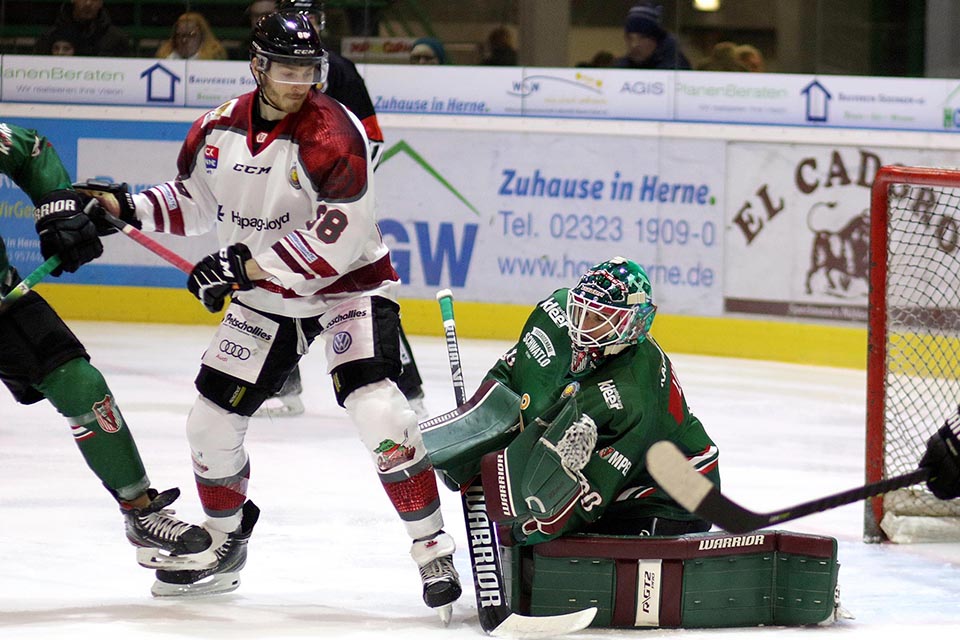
left=482, top=26, right=517, bottom=66
left=576, top=50, right=615, bottom=68
left=410, top=37, right=447, bottom=65
left=734, top=43, right=766, bottom=72
left=233, top=0, right=278, bottom=60
left=50, top=38, right=78, bottom=56
left=155, top=12, right=227, bottom=61
left=613, top=2, right=690, bottom=70
left=696, top=41, right=747, bottom=71
left=35, top=0, right=131, bottom=57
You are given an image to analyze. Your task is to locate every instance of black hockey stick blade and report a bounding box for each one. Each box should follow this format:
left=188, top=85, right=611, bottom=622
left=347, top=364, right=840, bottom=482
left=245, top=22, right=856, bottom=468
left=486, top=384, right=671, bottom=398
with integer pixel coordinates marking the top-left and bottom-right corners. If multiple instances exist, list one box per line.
left=462, top=477, right=597, bottom=638
left=646, top=440, right=931, bottom=534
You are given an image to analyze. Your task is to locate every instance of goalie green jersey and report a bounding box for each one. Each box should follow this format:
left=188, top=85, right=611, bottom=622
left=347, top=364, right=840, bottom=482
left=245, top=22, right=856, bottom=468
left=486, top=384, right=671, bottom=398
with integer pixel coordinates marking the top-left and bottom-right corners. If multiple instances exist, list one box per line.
left=0, top=122, right=73, bottom=289
left=483, top=288, right=720, bottom=543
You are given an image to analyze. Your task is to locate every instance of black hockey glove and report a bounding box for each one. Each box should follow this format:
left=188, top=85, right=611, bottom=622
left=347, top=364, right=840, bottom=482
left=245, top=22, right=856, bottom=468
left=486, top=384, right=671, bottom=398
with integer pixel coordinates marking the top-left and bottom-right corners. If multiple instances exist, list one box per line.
left=34, top=189, right=103, bottom=276
left=919, top=420, right=960, bottom=500
left=188, top=243, right=255, bottom=313
left=72, top=179, right=141, bottom=236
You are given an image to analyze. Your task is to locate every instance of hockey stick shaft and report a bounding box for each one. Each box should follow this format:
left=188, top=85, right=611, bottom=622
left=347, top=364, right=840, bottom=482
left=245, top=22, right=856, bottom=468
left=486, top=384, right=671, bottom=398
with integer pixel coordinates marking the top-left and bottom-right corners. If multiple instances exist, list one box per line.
left=434, top=290, right=597, bottom=637
left=646, top=440, right=931, bottom=534
left=436, top=289, right=510, bottom=632
left=100, top=212, right=195, bottom=274
left=0, top=255, right=62, bottom=311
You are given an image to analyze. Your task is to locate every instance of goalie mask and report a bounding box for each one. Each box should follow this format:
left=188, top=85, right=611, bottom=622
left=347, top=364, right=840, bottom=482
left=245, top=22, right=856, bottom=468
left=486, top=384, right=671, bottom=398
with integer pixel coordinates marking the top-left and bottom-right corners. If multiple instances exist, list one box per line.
left=250, top=11, right=329, bottom=87
left=566, top=257, right=656, bottom=374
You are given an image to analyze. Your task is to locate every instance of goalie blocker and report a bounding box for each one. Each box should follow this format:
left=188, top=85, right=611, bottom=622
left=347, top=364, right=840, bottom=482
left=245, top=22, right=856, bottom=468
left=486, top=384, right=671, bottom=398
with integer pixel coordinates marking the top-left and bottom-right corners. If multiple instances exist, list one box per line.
left=501, top=529, right=842, bottom=629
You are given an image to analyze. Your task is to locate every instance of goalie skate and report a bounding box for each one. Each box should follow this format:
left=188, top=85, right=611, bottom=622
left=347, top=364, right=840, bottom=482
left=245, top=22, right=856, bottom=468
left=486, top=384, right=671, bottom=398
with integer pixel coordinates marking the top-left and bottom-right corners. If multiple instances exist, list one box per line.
left=120, top=487, right=216, bottom=570
left=152, top=500, right=260, bottom=598
left=411, top=530, right=462, bottom=625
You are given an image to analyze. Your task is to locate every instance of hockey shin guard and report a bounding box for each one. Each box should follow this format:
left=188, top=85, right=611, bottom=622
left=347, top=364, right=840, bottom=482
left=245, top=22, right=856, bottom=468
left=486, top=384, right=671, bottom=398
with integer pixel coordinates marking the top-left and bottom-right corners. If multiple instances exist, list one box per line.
left=346, top=379, right=443, bottom=538
left=35, top=357, right=149, bottom=500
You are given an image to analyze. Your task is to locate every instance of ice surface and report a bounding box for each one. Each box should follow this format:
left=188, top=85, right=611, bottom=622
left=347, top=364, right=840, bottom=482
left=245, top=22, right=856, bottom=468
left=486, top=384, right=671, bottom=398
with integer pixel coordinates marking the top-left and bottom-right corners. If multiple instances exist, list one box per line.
left=2, top=321, right=960, bottom=639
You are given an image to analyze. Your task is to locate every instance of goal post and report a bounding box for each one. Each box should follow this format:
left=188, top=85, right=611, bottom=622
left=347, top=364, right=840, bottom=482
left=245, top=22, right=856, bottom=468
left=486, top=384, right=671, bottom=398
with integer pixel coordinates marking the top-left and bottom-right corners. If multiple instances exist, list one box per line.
left=866, top=165, right=960, bottom=543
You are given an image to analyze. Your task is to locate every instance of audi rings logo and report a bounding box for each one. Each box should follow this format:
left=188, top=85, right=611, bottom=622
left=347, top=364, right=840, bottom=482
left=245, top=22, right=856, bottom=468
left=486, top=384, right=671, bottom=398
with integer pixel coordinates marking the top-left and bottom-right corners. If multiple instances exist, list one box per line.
left=220, top=340, right=251, bottom=360
left=332, top=331, right=352, bottom=354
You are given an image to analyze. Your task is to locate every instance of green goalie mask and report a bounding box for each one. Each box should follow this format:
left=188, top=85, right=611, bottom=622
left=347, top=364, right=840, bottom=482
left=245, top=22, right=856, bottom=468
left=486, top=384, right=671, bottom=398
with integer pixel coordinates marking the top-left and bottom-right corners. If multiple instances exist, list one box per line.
left=567, top=257, right=656, bottom=373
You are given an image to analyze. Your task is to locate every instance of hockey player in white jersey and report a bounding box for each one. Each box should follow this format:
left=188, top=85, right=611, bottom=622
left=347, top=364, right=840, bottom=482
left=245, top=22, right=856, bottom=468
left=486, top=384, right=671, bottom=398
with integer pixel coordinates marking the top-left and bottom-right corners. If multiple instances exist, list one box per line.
left=82, top=11, right=460, bottom=621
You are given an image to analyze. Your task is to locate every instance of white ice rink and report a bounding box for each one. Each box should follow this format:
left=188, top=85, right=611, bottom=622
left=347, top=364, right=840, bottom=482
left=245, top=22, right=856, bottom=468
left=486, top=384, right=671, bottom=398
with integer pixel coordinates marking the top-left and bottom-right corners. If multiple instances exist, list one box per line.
left=3, top=320, right=960, bottom=639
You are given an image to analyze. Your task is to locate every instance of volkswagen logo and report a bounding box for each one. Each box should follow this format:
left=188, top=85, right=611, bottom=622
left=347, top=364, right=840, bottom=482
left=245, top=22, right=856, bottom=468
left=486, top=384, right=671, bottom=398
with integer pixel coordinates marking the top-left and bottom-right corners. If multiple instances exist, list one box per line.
left=219, top=340, right=251, bottom=360
left=332, top=331, right=352, bottom=354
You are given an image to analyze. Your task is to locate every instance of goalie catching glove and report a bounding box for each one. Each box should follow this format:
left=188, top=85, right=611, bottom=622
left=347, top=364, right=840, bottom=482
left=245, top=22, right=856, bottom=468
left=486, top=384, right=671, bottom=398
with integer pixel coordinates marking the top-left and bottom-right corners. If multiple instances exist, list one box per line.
left=481, top=388, right=600, bottom=540
left=919, top=410, right=960, bottom=500
left=72, top=179, right=141, bottom=235
left=188, top=243, right=255, bottom=313
left=34, top=189, right=103, bottom=275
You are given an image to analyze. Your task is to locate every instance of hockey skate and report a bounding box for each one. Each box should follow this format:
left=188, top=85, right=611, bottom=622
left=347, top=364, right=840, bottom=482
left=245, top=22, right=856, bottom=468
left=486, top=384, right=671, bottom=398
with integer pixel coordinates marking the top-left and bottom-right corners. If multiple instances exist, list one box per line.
left=120, top=487, right=217, bottom=571
left=406, top=390, right=430, bottom=422
left=411, top=530, right=462, bottom=625
left=151, top=500, right=260, bottom=597
left=253, top=367, right=304, bottom=417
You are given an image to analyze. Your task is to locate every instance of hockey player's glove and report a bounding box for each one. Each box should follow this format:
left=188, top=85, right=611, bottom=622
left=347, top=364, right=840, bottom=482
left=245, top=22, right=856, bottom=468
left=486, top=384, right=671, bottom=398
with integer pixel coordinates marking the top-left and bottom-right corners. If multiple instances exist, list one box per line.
left=72, top=179, right=141, bottom=235
left=920, top=418, right=960, bottom=500
left=34, top=189, right=103, bottom=276
left=188, top=243, right=254, bottom=313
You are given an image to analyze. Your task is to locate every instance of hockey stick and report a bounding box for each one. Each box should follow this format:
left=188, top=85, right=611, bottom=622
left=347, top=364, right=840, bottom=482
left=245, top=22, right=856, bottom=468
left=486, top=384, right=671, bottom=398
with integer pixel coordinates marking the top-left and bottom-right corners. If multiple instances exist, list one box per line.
left=98, top=211, right=195, bottom=274
left=435, top=289, right=596, bottom=638
left=646, top=439, right=931, bottom=534
left=0, top=255, right=62, bottom=312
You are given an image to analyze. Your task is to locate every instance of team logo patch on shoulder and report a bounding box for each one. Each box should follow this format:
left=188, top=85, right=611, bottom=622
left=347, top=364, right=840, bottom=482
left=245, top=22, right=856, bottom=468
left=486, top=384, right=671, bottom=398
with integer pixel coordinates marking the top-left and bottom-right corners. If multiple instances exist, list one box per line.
left=204, top=145, right=219, bottom=171
left=598, top=379, right=623, bottom=410
left=522, top=326, right=556, bottom=367
left=289, top=163, right=302, bottom=190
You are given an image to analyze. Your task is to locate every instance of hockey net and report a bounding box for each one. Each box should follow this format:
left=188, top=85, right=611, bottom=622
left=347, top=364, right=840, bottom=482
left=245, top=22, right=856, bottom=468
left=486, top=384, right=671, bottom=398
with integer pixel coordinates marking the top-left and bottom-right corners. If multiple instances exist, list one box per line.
left=866, top=165, right=960, bottom=543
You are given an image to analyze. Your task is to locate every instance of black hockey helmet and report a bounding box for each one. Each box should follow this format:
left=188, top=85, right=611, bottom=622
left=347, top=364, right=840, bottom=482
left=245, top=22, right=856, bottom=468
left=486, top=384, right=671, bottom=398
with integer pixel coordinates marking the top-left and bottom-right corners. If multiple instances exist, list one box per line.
left=250, top=11, right=329, bottom=84
left=277, top=0, right=326, bottom=33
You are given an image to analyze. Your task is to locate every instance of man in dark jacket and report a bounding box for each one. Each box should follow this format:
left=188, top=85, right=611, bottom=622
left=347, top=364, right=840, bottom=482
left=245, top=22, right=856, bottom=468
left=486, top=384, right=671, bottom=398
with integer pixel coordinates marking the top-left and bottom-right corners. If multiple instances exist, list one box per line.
left=36, top=0, right=131, bottom=57
left=613, top=3, right=690, bottom=70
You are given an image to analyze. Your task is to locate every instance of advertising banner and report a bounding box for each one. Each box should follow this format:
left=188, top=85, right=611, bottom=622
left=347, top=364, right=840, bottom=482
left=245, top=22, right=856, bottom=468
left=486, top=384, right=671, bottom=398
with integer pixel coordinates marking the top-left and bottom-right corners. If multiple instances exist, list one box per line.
left=724, top=142, right=960, bottom=322
left=376, top=127, right=725, bottom=314
left=1, top=55, right=188, bottom=106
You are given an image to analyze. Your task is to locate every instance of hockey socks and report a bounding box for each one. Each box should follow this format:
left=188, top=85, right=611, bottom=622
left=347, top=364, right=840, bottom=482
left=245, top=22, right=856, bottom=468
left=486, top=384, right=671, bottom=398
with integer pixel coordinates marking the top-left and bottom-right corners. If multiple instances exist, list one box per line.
left=35, top=357, right=149, bottom=500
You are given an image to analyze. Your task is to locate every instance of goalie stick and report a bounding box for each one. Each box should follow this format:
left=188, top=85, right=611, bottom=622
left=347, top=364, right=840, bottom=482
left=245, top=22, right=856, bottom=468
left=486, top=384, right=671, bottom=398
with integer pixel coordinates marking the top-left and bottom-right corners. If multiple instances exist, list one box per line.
left=646, top=440, right=931, bottom=534
left=435, top=288, right=597, bottom=638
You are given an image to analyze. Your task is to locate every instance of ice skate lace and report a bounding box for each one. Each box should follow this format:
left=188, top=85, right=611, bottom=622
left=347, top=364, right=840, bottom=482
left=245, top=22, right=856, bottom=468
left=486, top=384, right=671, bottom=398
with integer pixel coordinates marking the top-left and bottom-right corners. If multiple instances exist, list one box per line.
left=419, top=555, right=458, bottom=586
left=139, top=509, right=195, bottom=542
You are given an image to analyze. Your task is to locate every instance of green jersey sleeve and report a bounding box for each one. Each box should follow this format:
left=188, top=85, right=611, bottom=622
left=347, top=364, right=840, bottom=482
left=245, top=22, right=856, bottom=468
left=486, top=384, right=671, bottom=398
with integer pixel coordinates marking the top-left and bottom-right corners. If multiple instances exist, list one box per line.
left=0, top=122, right=73, bottom=204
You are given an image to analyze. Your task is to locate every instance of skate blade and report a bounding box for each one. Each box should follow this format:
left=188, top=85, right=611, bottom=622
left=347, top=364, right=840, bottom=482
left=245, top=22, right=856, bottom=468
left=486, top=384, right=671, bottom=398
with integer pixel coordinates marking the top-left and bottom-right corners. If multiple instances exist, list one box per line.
left=252, top=397, right=305, bottom=418
left=151, top=572, right=241, bottom=598
left=436, top=604, right=453, bottom=626
left=136, top=547, right=217, bottom=570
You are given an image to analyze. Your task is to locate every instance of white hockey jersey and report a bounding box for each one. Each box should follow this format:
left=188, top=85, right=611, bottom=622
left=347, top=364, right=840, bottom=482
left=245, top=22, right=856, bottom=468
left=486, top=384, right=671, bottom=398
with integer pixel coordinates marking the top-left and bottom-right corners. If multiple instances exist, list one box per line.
left=132, top=90, right=399, bottom=317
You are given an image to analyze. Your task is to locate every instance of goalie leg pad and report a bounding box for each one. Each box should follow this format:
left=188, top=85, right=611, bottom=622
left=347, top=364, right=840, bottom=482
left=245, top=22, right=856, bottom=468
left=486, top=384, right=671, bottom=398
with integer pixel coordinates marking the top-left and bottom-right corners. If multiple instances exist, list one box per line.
left=419, top=379, right=522, bottom=485
left=504, top=530, right=841, bottom=629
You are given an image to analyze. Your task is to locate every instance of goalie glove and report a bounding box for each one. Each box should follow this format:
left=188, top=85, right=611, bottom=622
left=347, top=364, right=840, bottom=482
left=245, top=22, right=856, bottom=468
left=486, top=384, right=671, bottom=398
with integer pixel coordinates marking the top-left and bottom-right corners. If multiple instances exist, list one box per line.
left=919, top=412, right=960, bottom=500
left=187, top=244, right=254, bottom=313
left=34, top=190, right=103, bottom=275
left=72, top=179, right=141, bottom=235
